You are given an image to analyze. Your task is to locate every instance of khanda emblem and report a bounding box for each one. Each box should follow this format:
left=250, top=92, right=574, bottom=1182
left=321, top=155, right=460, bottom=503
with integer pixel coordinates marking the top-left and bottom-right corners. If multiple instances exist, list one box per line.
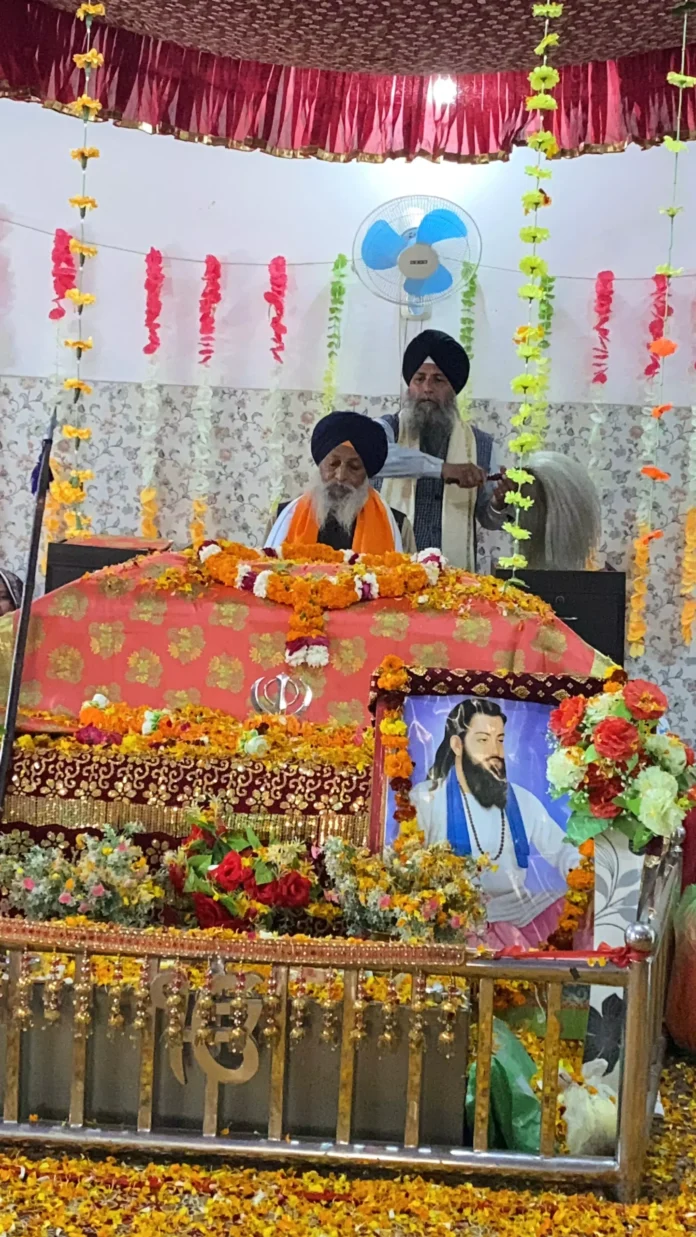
left=250, top=673, right=312, bottom=715
left=151, top=970, right=264, bottom=1086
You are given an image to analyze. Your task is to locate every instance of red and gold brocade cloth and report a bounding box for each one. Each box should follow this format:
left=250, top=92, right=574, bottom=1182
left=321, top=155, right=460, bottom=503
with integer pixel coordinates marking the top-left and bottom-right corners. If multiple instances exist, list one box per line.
left=0, top=552, right=608, bottom=725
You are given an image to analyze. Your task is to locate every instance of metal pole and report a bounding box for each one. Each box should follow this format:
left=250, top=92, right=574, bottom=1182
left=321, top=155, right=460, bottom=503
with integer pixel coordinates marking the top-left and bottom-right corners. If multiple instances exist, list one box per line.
left=617, top=955, right=651, bottom=1202
left=0, top=409, right=57, bottom=817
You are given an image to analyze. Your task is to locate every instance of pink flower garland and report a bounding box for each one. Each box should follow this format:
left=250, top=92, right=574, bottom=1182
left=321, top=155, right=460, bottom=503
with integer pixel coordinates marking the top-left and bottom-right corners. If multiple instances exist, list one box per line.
left=48, top=228, right=76, bottom=321
left=199, top=254, right=222, bottom=365
left=591, top=269, right=614, bottom=385
left=143, top=247, right=164, bottom=355
left=644, top=274, right=673, bottom=380
left=264, top=255, right=287, bottom=363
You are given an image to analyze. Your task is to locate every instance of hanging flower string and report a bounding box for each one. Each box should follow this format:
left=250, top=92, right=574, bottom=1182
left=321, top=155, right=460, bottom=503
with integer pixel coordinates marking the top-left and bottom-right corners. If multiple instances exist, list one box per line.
left=456, top=268, right=477, bottom=423
left=629, top=8, right=694, bottom=657
left=140, top=247, right=165, bottom=539
left=588, top=268, right=615, bottom=482
left=189, top=255, right=222, bottom=545
left=51, top=0, right=105, bottom=538
left=501, top=1, right=563, bottom=578
left=48, top=229, right=76, bottom=321
left=321, top=254, right=349, bottom=415
left=265, top=256, right=288, bottom=517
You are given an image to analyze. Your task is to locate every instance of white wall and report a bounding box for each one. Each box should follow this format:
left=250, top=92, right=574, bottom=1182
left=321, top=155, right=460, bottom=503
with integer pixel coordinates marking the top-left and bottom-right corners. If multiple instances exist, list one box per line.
left=1, top=97, right=696, bottom=404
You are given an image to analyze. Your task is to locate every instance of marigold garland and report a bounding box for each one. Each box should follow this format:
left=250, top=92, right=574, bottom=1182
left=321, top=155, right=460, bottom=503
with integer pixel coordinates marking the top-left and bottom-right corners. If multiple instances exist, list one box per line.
left=456, top=267, right=477, bottom=423
left=265, top=256, right=289, bottom=519
left=51, top=2, right=105, bottom=541
left=140, top=247, right=164, bottom=538
left=630, top=12, right=694, bottom=658
left=321, top=253, right=348, bottom=415
left=503, top=2, right=562, bottom=576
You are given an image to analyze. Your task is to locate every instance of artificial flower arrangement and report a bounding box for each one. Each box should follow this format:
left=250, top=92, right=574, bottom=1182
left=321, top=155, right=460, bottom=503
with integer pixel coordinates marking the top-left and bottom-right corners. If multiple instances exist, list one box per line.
left=0, top=824, right=164, bottom=927
left=323, top=818, right=486, bottom=944
left=164, top=808, right=343, bottom=934
left=145, top=540, right=554, bottom=669
left=547, top=676, right=695, bottom=850
left=21, top=693, right=374, bottom=773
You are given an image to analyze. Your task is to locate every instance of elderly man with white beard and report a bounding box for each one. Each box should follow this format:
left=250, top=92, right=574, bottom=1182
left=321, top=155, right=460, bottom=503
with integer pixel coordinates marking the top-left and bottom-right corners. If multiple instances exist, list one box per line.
left=378, top=330, right=508, bottom=570
left=265, top=410, right=416, bottom=555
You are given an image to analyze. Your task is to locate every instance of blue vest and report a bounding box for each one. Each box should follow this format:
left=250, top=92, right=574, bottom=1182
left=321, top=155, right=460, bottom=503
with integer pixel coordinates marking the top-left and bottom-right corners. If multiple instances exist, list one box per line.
left=445, top=769, right=529, bottom=868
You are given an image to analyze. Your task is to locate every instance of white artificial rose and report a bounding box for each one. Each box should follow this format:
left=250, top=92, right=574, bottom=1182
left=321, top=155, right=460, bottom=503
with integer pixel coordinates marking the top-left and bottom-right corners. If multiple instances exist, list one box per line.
left=547, top=747, right=585, bottom=792
left=645, top=734, right=687, bottom=777
left=584, top=693, right=624, bottom=725
left=242, top=733, right=270, bottom=758
left=634, top=766, right=682, bottom=836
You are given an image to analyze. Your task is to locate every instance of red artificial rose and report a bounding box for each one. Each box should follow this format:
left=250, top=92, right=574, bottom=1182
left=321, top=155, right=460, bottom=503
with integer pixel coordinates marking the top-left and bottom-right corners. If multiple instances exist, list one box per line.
left=592, top=717, right=641, bottom=762
left=168, top=862, right=186, bottom=894
left=192, top=894, right=234, bottom=929
left=242, top=868, right=280, bottom=906
left=686, top=747, right=696, bottom=768
left=623, top=679, right=668, bottom=721
left=210, top=850, right=245, bottom=892
left=586, top=764, right=623, bottom=819
left=276, top=871, right=312, bottom=909
left=549, top=695, right=586, bottom=746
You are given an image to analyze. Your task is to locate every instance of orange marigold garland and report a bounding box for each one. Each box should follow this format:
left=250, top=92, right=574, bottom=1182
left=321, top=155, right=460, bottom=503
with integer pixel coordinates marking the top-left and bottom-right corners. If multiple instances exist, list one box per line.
left=630, top=9, right=695, bottom=657
left=140, top=247, right=165, bottom=539
left=54, top=1, right=105, bottom=538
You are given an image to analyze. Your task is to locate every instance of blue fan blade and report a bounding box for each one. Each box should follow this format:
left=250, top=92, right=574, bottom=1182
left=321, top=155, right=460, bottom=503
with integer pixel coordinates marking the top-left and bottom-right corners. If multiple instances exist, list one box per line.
left=416, top=208, right=468, bottom=246
left=361, top=220, right=408, bottom=270
left=403, top=265, right=454, bottom=298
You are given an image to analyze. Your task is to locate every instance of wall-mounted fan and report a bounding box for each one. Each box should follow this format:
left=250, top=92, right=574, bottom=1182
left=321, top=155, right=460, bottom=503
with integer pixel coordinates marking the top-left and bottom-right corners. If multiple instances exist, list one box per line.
left=353, top=194, right=482, bottom=318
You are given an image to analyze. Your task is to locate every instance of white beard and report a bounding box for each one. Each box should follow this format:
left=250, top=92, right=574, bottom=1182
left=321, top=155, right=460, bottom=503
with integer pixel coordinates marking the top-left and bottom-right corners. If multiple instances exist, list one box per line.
left=310, top=476, right=370, bottom=532
left=401, top=392, right=457, bottom=439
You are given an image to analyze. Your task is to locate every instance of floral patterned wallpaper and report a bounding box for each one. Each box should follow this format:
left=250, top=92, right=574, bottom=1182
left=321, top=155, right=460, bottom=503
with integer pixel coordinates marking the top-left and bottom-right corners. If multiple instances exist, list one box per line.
left=0, top=375, right=694, bottom=736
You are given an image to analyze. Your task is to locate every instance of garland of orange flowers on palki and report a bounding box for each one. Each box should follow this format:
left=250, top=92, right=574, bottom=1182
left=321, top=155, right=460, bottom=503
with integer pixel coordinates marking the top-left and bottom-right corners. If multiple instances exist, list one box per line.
left=51, top=2, right=106, bottom=537
left=188, top=539, right=553, bottom=668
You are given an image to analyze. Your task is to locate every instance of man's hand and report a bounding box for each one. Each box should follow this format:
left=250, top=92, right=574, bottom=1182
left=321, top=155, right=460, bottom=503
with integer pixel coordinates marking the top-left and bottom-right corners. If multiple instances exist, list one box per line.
left=441, top=462, right=485, bottom=489
left=491, top=468, right=509, bottom=511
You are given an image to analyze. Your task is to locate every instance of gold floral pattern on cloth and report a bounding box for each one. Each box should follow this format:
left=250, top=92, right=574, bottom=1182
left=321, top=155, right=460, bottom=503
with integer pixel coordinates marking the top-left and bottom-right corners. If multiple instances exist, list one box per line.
left=330, top=636, right=367, bottom=675
left=167, top=625, right=206, bottom=664
left=89, top=621, right=126, bottom=659
left=18, top=681, right=43, bottom=709
left=328, top=700, right=366, bottom=726
left=26, top=617, right=45, bottom=656
left=531, top=625, right=568, bottom=662
left=129, top=596, right=169, bottom=625
left=493, top=648, right=526, bottom=674
left=409, top=641, right=450, bottom=668
left=249, top=631, right=285, bottom=668
left=125, top=648, right=163, bottom=687
left=454, top=615, right=493, bottom=647
left=97, top=574, right=135, bottom=598
left=46, top=645, right=84, bottom=684
left=164, top=688, right=202, bottom=709
left=299, top=668, right=326, bottom=700
left=84, top=681, right=123, bottom=703
left=47, top=589, right=90, bottom=621
left=208, top=602, right=250, bottom=630
left=369, top=611, right=410, bottom=640
left=206, top=654, right=244, bottom=693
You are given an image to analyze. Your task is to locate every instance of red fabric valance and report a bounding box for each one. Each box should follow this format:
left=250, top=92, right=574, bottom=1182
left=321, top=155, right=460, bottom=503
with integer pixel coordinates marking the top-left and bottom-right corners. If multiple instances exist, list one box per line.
left=2, top=0, right=696, bottom=162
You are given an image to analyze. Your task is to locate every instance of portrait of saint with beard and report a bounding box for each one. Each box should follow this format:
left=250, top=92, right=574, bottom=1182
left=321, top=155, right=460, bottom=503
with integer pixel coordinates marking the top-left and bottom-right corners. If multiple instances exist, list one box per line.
left=408, top=697, right=581, bottom=947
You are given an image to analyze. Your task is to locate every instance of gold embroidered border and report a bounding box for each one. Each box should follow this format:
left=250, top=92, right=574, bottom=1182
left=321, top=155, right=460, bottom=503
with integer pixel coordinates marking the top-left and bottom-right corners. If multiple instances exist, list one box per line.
left=2, top=794, right=370, bottom=845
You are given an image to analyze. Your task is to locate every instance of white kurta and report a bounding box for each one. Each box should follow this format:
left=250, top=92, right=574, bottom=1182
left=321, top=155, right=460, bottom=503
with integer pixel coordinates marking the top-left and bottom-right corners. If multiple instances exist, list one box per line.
left=410, top=779, right=577, bottom=926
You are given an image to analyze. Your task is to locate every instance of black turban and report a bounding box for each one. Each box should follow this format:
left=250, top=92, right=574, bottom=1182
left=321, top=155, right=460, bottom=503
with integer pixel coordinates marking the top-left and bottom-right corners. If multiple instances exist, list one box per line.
left=402, top=329, right=470, bottom=394
left=311, top=411, right=388, bottom=479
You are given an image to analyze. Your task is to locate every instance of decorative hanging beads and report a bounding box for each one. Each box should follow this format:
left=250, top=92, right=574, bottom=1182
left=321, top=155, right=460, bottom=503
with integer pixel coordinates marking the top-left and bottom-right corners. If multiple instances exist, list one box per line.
left=107, top=958, right=125, bottom=1035
left=163, top=963, right=187, bottom=1051
left=131, top=959, right=151, bottom=1034
left=289, top=970, right=309, bottom=1048
left=194, top=963, right=216, bottom=1048
left=408, top=972, right=427, bottom=1052
left=319, top=968, right=341, bottom=1049
left=350, top=969, right=369, bottom=1048
left=13, top=952, right=34, bottom=1032
left=42, top=954, right=64, bottom=1026
left=437, top=979, right=465, bottom=1059
left=261, top=967, right=282, bottom=1047
left=228, top=971, right=248, bottom=1055
left=73, top=956, right=93, bottom=1037
left=377, top=972, right=399, bottom=1055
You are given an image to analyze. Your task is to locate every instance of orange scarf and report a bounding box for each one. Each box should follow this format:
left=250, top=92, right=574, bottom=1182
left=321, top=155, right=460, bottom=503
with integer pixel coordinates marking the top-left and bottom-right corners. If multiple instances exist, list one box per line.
left=286, top=489, right=396, bottom=554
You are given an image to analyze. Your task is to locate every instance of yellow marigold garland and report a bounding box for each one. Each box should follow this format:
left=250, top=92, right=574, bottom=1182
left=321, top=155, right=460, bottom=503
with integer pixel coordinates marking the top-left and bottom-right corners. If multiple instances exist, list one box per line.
left=501, top=1, right=562, bottom=577
left=52, top=2, right=105, bottom=539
